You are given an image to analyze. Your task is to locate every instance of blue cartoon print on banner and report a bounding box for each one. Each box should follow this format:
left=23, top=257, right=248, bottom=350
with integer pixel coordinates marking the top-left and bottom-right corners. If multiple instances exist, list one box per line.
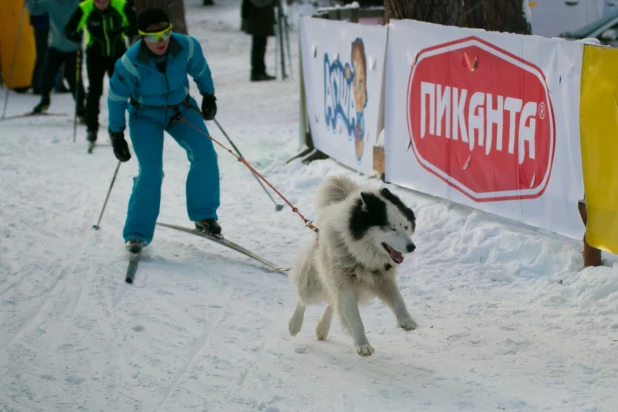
left=324, top=38, right=368, bottom=162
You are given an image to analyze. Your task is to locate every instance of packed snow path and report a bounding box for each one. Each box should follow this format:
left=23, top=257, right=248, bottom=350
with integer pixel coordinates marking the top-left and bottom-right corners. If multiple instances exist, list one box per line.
left=1, top=1, right=618, bottom=411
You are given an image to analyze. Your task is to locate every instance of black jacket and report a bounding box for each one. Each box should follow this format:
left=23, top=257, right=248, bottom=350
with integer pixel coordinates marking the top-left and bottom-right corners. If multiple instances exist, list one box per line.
left=241, top=0, right=276, bottom=37
left=64, top=0, right=137, bottom=57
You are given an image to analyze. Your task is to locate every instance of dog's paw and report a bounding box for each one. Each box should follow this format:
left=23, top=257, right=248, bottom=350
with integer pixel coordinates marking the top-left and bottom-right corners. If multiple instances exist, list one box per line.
left=398, top=316, right=417, bottom=331
left=288, top=317, right=303, bottom=336
left=315, top=324, right=329, bottom=340
left=356, top=343, right=375, bottom=357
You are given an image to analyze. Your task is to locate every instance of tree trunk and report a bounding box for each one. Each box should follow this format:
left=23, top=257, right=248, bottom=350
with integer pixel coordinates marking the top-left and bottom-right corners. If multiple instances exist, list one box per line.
left=478, top=0, right=531, bottom=34
left=385, top=0, right=531, bottom=34
left=384, top=0, right=460, bottom=26
left=134, top=0, right=189, bottom=35
left=578, top=200, right=603, bottom=267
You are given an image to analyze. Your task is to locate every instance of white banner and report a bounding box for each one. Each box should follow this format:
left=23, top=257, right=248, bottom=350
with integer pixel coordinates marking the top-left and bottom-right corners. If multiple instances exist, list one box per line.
left=384, top=19, right=585, bottom=240
left=300, top=16, right=388, bottom=174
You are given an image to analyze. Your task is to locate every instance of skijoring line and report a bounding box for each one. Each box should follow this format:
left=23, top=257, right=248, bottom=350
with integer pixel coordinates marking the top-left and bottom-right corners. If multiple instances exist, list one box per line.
left=176, top=115, right=319, bottom=234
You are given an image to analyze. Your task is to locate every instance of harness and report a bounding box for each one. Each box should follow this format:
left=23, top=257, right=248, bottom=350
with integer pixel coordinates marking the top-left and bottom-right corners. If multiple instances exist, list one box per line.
left=129, top=95, right=202, bottom=128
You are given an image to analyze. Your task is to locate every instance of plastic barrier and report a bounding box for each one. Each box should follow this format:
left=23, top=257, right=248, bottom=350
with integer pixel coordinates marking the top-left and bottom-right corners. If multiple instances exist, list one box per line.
left=0, top=1, right=36, bottom=89
left=579, top=44, right=618, bottom=254
left=298, top=14, right=618, bottom=256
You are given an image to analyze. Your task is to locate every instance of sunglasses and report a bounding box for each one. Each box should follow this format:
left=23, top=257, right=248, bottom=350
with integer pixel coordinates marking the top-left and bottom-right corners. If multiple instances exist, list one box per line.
left=139, top=24, right=173, bottom=43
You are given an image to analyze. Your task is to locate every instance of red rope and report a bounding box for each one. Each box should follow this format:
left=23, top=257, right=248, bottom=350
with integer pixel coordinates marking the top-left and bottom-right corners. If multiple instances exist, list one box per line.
left=179, top=117, right=319, bottom=233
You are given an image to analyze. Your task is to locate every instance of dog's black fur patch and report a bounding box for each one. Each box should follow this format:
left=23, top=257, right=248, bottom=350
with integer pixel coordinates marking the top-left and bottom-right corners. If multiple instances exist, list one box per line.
left=349, top=192, right=388, bottom=240
left=380, top=188, right=416, bottom=230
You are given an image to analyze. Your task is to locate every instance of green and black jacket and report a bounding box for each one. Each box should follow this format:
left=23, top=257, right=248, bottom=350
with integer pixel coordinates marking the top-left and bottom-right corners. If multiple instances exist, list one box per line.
left=64, top=0, right=137, bottom=57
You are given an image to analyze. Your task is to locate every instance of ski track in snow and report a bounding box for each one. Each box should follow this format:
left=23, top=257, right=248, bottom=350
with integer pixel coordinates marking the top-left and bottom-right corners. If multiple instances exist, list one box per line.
left=1, top=0, right=618, bottom=411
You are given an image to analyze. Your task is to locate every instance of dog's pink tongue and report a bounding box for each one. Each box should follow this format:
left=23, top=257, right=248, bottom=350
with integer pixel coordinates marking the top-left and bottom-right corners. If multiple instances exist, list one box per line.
left=390, top=249, right=404, bottom=264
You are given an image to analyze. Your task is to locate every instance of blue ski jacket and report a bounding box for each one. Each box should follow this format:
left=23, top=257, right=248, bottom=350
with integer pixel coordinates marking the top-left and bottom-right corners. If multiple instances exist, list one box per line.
left=107, top=33, right=215, bottom=133
left=26, top=0, right=82, bottom=52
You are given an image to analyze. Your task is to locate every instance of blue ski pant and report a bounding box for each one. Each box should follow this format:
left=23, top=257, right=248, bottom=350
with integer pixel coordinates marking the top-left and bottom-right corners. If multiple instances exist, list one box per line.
left=123, top=98, right=220, bottom=244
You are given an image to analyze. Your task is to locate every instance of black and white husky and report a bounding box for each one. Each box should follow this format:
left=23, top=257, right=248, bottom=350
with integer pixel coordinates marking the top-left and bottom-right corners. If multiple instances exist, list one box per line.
left=288, top=175, right=418, bottom=356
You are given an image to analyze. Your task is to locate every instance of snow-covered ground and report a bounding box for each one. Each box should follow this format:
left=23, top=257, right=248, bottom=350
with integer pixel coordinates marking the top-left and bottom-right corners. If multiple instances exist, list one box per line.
left=2, top=1, right=618, bottom=411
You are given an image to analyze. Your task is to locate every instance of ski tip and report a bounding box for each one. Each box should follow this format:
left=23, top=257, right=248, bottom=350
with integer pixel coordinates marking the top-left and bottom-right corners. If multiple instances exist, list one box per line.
left=125, top=276, right=133, bottom=284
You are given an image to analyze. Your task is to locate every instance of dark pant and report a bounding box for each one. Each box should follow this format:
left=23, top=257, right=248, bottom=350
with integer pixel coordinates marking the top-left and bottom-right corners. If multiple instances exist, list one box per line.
left=251, top=35, right=267, bottom=76
left=85, top=50, right=123, bottom=133
left=32, top=28, right=49, bottom=94
left=40, top=47, right=85, bottom=110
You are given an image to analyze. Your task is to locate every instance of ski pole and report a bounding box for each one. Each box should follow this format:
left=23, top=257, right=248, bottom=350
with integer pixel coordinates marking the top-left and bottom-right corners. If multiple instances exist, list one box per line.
left=274, top=22, right=279, bottom=79
left=1, top=4, right=27, bottom=120
left=277, top=5, right=287, bottom=79
left=92, top=161, right=121, bottom=230
left=73, top=46, right=83, bottom=143
left=213, top=118, right=284, bottom=211
left=284, top=13, right=293, bottom=79
left=181, top=116, right=317, bottom=232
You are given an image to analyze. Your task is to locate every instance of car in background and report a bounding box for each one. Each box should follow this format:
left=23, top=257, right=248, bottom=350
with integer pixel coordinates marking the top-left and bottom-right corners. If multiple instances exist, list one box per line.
left=558, top=9, right=618, bottom=46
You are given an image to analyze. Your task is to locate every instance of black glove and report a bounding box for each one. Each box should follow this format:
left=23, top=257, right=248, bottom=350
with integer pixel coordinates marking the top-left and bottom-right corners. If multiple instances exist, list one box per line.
left=65, top=29, right=82, bottom=44
left=201, top=93, right=217, bottom=121
left=109, top=129, right=131, bottom=162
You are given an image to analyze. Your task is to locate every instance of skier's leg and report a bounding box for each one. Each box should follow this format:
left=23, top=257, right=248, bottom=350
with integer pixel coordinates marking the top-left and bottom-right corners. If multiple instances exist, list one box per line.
left=34, top=47, right=63, bottom=112
left=85, top=51, right=106, bottom=140
left=31, top=28, right=49, bottom=94
left=64, top=50, right=86, bottom=117
left=166, top=102, right=220, bottom=224
left=122, top=115, right=165, bottom=245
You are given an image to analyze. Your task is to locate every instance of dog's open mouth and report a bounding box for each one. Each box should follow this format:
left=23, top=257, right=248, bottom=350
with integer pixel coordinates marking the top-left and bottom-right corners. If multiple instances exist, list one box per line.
left=382, top=243, right=404, bottom=264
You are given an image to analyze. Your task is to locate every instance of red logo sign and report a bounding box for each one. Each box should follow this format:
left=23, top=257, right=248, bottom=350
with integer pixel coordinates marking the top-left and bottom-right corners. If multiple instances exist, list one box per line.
left=407, top=36, right=555, bottom=202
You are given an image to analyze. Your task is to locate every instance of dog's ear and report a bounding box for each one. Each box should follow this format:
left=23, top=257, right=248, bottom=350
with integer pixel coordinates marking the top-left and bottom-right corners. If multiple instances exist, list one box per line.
left=380, top=187, right=416, bottom=226
left=380, top=187, right=393, bottom=198
left=360, top=191, right=385, bottom=213
left=360, top=192, right=371, bottom=206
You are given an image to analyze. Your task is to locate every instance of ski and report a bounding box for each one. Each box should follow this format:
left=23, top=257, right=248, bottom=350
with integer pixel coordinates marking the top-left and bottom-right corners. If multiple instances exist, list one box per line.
left=156, top=222, right=289, bottom=274
left=0, top=112, right=68, bottom=121
left=125, top=252, right=140, bottom=283
left=87, top=142, right=111, bottom=153
left=125, top=242, right=143, bottom=284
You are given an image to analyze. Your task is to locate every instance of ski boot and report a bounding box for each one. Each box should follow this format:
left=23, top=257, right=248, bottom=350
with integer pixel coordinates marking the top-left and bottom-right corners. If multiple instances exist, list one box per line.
left=87, top=130, right=97, bottom=153
left=87, top=130, right=97, bottom=142
left=125, top=238, right=146, bottom=254
left=195, top=218, right=222, bottom=237
left=76, top=107, right=86, bottom=125
left=32, top=97, right=50, bottom=114
left=250, top=72, right=276, bottom=82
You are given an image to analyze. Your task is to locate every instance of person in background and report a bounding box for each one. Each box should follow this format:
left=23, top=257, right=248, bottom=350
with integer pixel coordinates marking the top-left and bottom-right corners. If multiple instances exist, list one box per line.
left=241, top=0, right=276, bottom=82
left=25, top=0, right=86, bottom=119
left=64, top=0, right=137, bottom=144
left=29, top=12, right=50, bottom=95
left=106, top=7, right=221, bottom=251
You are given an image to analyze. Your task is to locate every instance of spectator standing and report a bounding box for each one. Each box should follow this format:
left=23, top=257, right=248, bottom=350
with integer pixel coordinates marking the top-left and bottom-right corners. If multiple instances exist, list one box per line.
left=241, top=0, right=276, bottom=82
left=25, top=0, right=86, bottom=119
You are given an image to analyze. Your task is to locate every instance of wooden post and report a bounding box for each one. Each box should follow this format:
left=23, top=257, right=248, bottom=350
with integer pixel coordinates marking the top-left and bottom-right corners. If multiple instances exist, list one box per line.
left=578, top=200, right=602, bottom=267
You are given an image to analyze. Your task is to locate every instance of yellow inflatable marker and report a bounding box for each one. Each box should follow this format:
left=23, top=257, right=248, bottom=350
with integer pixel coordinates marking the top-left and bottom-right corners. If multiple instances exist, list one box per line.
left=0, top=0, right=36, bottom=89
left=579, top=44, right=618, bottom=255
